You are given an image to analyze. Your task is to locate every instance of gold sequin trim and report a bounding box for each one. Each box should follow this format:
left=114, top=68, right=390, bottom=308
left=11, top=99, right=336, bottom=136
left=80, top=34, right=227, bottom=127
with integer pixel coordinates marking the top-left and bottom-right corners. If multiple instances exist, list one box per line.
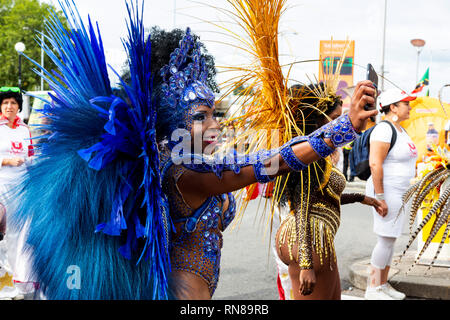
left=278, top=215, right=297, bottom=262
left=311, top=202, right=340, bottom=233
left=318, top=158, right=333, bottom=191
left=279, top=216, right=336, bottom=269
left=310, top=216, right=337, bottom=268
left=278, top=215, right=337, bottom=268
left=326, top=187, right=340, bottom=202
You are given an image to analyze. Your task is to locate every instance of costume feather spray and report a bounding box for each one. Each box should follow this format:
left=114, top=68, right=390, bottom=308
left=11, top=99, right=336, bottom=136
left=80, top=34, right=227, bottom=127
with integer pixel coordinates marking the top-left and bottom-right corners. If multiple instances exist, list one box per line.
left=9, top=0, right=171, bottom=299
left=213, top=0, right=349, bottom=236
left=395, top=148, right=450, bottom=272
left=209, top=0, right=297, bottom=229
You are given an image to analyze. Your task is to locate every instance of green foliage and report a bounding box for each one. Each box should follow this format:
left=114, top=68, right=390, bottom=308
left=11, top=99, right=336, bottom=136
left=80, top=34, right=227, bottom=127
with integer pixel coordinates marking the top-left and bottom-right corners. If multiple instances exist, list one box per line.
left=0, top=0, right=66, bottom=90
left=233, top=84, right=254, bottom=96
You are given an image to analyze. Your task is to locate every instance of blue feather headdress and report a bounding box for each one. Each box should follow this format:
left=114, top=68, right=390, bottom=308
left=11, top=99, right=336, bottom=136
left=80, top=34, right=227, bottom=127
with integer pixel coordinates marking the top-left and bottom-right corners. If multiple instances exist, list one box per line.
left=11, top=0, right=171, bottom=299
left=156, top=28, right=215, bottom=141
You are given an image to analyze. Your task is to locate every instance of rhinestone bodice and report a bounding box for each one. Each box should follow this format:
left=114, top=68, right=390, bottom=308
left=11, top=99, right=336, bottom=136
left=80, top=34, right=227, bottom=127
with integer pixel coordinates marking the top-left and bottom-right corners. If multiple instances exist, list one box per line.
left=160, top=149, right=236, bottom=297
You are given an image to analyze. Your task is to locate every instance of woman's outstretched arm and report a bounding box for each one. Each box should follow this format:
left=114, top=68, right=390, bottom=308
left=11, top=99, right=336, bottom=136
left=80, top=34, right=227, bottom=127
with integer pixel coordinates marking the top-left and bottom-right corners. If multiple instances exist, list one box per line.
left=178, top=81, right=378, bottom=208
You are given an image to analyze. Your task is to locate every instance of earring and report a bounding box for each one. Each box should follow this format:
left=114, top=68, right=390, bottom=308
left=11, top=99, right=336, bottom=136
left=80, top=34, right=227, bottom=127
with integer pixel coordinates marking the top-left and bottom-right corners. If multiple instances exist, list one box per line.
left=392, top=115, right=399, bottom=122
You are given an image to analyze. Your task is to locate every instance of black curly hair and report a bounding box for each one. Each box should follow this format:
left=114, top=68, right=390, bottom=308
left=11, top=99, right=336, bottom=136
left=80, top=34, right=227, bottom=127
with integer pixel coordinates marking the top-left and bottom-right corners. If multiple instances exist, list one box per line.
left=148, top=26, right=219, bottom=92
left=0, top=91, right=23, bottom=112
left=289, top=83, right=342, bottom=136
left=120, top=26, right=218, bottom=92
left=118, top=26, right=219, bottom=141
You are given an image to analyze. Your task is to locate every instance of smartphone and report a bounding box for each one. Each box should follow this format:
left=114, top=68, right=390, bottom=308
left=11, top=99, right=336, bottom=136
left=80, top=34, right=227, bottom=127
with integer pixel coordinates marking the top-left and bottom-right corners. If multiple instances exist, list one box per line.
left=364, top=63, right=378, bottom=111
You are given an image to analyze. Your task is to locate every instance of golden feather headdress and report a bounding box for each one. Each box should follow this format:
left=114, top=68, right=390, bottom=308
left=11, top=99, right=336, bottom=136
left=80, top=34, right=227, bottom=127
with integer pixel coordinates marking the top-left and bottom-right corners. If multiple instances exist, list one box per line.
left=212, top=0, right=351, bottom=229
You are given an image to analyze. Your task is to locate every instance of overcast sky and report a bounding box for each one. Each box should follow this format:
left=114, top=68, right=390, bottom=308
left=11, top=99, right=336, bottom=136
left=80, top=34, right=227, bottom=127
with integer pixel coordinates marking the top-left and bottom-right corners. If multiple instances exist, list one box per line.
left=42, top=0, right=450, bottom=101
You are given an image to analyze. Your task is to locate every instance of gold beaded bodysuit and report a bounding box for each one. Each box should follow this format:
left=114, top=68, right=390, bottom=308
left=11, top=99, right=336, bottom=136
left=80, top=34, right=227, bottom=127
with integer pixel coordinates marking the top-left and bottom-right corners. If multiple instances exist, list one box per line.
left=276, top=158, right=365, bottom=270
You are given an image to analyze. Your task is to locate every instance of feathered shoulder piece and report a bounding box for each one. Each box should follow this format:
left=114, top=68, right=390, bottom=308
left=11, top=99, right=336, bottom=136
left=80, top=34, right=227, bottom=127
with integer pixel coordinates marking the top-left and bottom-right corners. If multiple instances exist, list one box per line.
left=396, top=147, right=450, bottom=272
left=11, top=0, right=170, bottom=299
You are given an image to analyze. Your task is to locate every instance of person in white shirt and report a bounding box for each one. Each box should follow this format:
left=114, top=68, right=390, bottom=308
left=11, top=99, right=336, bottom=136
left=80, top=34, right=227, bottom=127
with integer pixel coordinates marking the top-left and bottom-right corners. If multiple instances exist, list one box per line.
left=444, top=120, right=450, bottom=146
left=0, top=87, right=35, bottom=300
left=426, top=122, right=439, bottom=151
left=365, top=88, right=418, bottom=300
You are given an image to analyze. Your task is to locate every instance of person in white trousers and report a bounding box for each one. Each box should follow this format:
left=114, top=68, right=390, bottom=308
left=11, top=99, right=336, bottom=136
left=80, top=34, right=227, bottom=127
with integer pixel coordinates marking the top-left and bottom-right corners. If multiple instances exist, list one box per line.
left=365, top=88, right=418, bottom=300
left=0, top=87, right=36, bottom=300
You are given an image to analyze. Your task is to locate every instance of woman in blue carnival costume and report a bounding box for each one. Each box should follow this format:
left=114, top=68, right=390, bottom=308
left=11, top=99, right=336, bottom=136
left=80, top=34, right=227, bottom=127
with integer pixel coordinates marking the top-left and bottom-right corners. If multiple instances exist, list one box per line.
left=148, top=35, right=377, bottom=299
left=10, top=0, right=378, bottom=300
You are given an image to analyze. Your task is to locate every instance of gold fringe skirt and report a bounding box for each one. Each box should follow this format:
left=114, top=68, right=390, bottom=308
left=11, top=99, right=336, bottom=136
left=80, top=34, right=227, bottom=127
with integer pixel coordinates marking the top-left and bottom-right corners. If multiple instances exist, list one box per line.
left=277, top=214, right=337, bottom=270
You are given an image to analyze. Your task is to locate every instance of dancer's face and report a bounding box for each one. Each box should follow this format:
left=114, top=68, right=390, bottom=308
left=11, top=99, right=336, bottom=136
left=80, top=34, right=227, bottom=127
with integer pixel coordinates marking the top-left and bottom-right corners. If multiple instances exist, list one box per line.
left=189, top=104, right=220, bottom=153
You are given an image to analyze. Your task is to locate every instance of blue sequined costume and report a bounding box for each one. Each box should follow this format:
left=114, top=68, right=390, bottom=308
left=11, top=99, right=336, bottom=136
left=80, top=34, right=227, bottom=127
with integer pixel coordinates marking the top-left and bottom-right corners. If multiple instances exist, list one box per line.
left=160, top=147, right=236, bottom=296
left=154, top=27, right=285, bottom=296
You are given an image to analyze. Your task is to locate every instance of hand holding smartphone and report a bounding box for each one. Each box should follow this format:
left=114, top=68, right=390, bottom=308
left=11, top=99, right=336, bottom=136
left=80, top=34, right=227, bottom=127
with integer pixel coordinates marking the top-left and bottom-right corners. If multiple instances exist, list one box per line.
left=364, top=63, right=378, bottom=111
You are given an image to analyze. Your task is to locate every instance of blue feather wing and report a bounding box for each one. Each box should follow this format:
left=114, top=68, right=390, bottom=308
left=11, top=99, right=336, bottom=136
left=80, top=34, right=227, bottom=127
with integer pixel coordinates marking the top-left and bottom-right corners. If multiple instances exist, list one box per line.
left=11, top=0, right=171, bottom=300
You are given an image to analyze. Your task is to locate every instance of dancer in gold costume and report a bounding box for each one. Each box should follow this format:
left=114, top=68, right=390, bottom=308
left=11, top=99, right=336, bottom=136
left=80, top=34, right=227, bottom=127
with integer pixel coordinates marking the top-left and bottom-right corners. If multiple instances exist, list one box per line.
left=218, top=0, right=382, bottom=300
left=275, top=84, right=383, bottom=300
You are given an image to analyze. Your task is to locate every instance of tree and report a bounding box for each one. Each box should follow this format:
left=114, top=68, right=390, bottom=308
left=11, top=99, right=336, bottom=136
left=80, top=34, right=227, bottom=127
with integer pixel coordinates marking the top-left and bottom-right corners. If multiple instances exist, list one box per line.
left=0, top=0, right=66, bottom=91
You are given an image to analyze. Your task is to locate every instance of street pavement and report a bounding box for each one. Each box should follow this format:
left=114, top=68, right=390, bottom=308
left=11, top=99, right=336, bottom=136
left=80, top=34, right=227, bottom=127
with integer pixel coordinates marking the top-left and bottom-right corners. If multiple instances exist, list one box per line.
left=213, top=182, right=450, bottom=300
left=18, top=181, right=448, bottom=301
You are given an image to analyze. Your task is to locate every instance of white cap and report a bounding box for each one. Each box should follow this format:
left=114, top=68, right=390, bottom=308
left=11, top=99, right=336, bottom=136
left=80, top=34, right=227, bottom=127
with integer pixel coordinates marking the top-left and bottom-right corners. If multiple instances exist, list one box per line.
left=378, top=88, right=416, bottom=110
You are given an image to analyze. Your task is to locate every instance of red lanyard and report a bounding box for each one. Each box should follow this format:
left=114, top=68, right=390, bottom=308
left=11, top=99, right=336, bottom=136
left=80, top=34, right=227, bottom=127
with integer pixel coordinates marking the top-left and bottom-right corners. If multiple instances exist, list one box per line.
left=0, top=115, right=21, bottom=128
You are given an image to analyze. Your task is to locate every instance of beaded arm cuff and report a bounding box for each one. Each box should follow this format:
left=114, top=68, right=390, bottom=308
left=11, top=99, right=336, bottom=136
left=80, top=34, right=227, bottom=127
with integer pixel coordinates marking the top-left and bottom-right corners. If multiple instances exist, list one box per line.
left=181, top=149, right=279, bottom=183
left=279, top=140, right=309, bottom=172
left=278, top=114, right=359, bottom=168
left=178, top=114, right=358, bottom=181
left=340, top=193, right=366, bottom=205
left=253, top=161, right=275, bottom=183
left=249, top=149, right=278, bottom=183
left=307, top=114, right=360, bottom=158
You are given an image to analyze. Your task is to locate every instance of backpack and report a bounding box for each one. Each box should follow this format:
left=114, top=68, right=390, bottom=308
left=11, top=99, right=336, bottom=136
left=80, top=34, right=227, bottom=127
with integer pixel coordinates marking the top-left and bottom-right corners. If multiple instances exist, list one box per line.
left=349, top=121, right=397, bottom=181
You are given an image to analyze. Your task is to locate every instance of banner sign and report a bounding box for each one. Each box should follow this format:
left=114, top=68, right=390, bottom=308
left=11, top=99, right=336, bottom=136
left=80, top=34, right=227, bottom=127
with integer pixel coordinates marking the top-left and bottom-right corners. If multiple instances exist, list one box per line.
left=319, top=40, right=355, bottom=110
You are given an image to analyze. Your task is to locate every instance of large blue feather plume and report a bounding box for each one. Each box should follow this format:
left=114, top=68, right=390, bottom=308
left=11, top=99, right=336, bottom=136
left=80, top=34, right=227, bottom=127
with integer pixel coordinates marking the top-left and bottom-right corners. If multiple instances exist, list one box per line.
left=10, top=0, right=171, bottom=299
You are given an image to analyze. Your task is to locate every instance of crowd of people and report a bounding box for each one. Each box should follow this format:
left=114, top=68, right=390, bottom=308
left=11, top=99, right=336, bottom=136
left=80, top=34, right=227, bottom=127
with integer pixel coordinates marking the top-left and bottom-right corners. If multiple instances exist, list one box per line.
left=0, top=0, right=431, bottom=302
